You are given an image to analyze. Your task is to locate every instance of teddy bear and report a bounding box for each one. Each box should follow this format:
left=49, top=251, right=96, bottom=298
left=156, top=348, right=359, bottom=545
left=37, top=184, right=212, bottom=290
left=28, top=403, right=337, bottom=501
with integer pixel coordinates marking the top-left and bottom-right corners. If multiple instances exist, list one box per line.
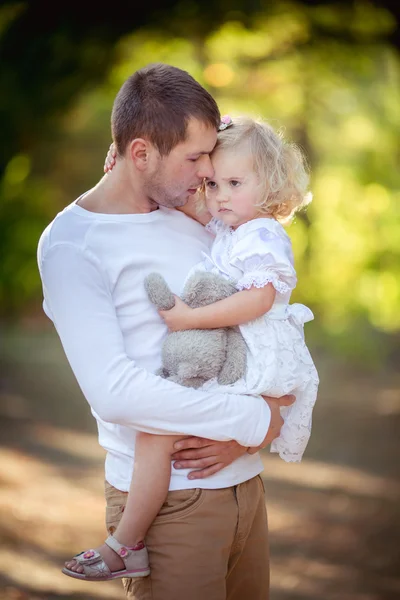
left=144, top=271, right=247, bottom=389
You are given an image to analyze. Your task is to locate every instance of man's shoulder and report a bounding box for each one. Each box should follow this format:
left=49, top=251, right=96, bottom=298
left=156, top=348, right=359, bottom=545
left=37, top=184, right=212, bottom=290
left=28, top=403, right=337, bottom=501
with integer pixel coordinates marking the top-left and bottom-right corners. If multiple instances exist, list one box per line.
left=37, top=200, right=93, bottom=263
left=167, top=208, right=213, bottom=242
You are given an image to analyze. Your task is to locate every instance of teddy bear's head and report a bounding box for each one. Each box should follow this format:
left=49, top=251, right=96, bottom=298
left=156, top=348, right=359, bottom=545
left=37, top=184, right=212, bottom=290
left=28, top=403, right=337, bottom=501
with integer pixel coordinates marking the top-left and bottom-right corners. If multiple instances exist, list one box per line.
left=182, top=271, right=237, bottom=308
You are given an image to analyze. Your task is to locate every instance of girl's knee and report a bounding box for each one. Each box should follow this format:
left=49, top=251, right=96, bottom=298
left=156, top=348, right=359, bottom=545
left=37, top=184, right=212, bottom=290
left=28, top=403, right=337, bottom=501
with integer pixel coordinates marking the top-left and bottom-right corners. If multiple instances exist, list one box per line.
left=135, top=431, right=153, bottom=442
left=135, top=431, right=178, bottom=454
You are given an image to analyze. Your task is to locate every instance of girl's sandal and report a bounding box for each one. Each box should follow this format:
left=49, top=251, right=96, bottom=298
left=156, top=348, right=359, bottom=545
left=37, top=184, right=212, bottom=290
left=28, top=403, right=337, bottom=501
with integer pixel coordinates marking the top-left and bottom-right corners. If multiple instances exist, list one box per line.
left=62, top=535, right=150, bottom=581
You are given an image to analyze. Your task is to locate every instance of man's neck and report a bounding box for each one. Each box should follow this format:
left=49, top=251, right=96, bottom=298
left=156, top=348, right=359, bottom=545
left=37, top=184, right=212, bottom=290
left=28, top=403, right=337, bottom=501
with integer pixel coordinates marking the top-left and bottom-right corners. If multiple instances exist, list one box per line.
left=78, top=162, right=158, bottom=215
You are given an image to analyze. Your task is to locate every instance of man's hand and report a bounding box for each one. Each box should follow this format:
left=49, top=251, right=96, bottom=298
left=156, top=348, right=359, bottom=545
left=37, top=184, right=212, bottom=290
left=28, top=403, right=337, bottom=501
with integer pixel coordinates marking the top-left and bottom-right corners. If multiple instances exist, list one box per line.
left=258, top=394, right=296, bottom=448
left=171, top=394, right=295, bottom=479
left=159, top=296, right=194, bottom=332
left=172, top=438, right=247, bottom=479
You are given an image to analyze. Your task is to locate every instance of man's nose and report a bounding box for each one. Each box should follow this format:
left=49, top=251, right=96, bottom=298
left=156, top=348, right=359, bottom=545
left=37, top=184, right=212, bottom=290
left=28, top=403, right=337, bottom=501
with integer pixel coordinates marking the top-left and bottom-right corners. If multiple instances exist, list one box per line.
left=197, top=155, right=214, bottom=179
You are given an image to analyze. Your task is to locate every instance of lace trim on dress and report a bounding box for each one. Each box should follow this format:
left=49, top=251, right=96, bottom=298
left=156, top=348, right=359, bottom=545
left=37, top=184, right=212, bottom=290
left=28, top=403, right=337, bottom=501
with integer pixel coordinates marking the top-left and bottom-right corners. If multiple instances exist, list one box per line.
left=205, top=218, right=227, bottom=236
left=205, top=221, right=214, bottom=234
left=236, top=272, right=291, bottom=295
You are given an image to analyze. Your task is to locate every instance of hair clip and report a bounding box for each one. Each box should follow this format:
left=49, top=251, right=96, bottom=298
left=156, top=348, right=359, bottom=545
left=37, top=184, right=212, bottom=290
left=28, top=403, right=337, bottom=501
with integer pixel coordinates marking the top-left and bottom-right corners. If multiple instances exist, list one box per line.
left=218, top=115, right=233, bottom=131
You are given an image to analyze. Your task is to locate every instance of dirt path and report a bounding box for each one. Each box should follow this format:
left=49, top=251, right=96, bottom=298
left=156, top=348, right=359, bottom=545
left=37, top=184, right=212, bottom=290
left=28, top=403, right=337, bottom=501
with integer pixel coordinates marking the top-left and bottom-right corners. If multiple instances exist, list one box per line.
left=0, top=328, right=399, bottom=600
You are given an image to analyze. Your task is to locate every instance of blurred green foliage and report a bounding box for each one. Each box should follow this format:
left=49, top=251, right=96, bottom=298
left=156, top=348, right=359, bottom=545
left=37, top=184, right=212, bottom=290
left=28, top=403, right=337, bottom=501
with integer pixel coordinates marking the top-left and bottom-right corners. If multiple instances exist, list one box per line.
left=0, top=1, right=399, bottom=364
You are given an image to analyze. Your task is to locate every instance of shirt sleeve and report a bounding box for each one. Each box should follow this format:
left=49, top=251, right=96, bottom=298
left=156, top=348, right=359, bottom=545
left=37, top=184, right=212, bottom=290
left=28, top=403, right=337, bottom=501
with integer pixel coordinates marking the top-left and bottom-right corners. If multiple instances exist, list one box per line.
left=39, top=243, right=271, bottom=446
left=229, top=226, right=297, bottom=294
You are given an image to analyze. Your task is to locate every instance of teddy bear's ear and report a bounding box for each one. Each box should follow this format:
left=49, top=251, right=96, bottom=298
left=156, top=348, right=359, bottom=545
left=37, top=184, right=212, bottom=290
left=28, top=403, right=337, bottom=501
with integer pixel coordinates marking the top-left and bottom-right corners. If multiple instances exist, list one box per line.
left=144, top=273, right=175, bottom=311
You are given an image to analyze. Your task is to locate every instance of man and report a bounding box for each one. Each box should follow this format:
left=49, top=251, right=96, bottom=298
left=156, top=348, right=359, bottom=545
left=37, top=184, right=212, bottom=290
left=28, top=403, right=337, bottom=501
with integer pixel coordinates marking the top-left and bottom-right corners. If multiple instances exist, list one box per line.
left=37, top=63, right=293, bottom=600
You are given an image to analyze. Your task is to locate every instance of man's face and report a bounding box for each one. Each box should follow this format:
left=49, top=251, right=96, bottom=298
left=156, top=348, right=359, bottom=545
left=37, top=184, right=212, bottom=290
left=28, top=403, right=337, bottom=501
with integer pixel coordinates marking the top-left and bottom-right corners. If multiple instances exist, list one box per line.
left=144, top=118, right=217, bottom=208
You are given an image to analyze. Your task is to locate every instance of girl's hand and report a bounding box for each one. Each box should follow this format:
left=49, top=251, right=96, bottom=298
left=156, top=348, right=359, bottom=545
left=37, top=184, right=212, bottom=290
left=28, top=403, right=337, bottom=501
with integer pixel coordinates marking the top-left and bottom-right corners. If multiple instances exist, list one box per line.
left=159, top=296, right=194, bottom=331
left=104, top=142, right=117, bottom=173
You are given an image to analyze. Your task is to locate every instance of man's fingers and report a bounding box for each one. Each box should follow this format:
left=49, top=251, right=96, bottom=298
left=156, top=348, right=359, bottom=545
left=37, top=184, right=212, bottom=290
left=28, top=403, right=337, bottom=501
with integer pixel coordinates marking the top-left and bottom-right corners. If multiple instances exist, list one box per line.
left=247, top=446, right=261, bottom=455
left=261, top=412, right=284, bottom=448
left=262, top=394, right=296, bottom=408
left=171, top=446, right=214, bottom=460
left=277, top=394, right=296, bottom=407
left=173, top=456, right=217, bottom=470
left=174, top=437, right=212, bottom=451
left=187, top=463, right=225, bottom=480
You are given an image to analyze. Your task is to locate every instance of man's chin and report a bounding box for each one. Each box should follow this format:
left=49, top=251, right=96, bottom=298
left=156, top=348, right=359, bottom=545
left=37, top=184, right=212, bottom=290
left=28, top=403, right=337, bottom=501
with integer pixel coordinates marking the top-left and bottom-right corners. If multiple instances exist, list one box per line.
left=158, top=196, right=189, bottom=209
left=174, top=188, right=200, bottom=206
left=175, top=195, right=190, bottom=207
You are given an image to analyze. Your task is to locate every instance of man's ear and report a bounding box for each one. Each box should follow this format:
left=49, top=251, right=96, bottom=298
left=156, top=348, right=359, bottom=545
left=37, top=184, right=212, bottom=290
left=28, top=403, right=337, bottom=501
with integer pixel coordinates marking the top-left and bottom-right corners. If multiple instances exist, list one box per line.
left=128, top=138, right=151, bottom=171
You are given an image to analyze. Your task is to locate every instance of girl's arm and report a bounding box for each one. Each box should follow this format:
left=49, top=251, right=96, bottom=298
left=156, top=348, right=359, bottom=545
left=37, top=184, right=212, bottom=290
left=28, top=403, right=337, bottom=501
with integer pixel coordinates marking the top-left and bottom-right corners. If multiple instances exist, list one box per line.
left=160, top=284, right=276, bottom=332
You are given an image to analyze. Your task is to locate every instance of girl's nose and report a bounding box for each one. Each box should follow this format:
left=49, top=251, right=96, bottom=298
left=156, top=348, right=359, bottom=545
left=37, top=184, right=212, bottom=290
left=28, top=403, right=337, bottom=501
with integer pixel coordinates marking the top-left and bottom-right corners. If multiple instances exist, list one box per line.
left=216, top=190, right=228, bottom=203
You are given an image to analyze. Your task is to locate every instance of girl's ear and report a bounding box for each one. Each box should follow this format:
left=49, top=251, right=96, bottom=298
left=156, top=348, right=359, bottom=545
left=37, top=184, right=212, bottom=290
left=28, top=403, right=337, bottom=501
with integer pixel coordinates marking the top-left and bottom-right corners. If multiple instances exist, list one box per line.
left=128, top=138, right=150, bottom=171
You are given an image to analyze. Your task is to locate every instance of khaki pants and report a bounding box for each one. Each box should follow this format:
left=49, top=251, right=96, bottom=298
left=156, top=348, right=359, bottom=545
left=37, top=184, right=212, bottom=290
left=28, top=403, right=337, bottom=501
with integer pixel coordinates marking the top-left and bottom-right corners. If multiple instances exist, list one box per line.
left=105, top=475, right=269, bottom=600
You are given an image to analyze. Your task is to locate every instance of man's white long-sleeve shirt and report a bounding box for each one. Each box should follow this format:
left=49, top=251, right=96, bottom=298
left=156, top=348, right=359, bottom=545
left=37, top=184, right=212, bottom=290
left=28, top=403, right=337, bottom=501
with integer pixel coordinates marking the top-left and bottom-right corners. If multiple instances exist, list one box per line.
left=37, top=200, right=270, bottom=491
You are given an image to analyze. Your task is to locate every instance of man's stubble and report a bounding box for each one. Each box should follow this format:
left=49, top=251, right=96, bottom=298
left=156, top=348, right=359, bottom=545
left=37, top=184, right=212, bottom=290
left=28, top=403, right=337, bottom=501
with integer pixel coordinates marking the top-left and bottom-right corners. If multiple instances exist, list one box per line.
left=143, top=161, right=191, bottom=209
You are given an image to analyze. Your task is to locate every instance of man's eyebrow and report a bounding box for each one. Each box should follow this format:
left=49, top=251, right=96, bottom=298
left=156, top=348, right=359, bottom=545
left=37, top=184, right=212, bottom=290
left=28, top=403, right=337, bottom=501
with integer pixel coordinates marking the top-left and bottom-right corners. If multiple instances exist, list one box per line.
left=187, top=150, right=214, bottom=156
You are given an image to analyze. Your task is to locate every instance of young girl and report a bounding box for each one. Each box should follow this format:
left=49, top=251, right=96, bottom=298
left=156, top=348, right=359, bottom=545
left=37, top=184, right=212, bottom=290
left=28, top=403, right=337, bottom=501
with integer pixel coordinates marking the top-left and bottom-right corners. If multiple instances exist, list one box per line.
left=63, top=115, right=319, bottom=582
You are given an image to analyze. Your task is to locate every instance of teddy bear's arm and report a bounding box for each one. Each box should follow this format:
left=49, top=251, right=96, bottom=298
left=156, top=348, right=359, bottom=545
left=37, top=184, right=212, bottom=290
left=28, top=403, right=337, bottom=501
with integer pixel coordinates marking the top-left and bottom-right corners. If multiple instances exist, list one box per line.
left=144, top=273, right=176, bottom=311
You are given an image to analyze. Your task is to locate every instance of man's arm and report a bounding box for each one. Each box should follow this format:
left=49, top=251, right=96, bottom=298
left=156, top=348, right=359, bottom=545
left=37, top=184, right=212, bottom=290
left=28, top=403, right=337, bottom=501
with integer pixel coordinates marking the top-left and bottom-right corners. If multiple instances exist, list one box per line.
left=39, top=242, right=271, bottom=447
left=171, top=393, right=295, bottom=478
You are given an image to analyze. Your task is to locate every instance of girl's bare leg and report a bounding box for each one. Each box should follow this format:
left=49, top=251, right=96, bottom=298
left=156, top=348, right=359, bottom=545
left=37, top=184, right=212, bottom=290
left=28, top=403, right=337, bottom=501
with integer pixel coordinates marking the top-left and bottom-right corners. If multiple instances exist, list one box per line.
left=113, top=431, right=180, bottom=546
left=65, top=432, right=182, bottom=573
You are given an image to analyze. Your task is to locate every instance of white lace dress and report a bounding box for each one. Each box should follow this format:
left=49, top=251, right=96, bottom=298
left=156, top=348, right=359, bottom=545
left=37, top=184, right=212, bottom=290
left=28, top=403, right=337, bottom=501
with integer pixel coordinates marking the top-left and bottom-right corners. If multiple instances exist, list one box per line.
left=190, top=217, right=319, bottom=463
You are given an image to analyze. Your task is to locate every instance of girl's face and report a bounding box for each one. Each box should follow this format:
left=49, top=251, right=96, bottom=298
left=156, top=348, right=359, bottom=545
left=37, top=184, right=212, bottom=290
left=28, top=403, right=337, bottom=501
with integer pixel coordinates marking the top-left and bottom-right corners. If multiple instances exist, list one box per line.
left=205, top=147, right=262, bottom=229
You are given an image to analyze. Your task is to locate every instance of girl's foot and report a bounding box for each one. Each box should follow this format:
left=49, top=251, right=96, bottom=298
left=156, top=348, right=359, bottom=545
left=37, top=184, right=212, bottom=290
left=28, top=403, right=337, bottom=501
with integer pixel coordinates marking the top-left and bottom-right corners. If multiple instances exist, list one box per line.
left=62, top=536, right=150, bottom=581
left=64, top=542, right=124, bottom=574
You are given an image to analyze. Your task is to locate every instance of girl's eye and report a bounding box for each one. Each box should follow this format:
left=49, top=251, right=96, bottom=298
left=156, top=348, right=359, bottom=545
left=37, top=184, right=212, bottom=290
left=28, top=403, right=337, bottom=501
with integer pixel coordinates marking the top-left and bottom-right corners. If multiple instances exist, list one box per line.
left=206, top=181, right=217, bottom=189
left=189, top=157, right=199, bottom=162
left=230, top=180, right=241, bottom=187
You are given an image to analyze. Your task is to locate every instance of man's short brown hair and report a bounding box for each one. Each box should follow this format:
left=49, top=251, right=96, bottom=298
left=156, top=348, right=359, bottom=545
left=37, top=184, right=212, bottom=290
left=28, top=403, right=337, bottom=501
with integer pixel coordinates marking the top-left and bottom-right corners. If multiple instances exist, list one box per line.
left=111, top=63, right=220, bottom=157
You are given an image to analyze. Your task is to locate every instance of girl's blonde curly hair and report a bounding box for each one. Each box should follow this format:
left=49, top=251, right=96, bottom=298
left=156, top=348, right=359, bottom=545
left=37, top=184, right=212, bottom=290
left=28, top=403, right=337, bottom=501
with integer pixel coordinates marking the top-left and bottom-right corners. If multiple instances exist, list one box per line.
left=203, top=116, right=312, bottom=224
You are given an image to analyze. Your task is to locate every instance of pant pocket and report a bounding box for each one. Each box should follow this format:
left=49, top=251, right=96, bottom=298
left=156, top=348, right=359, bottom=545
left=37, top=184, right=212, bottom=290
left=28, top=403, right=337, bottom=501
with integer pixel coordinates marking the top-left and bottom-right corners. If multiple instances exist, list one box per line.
left=154, top=488, right=205, bottom=523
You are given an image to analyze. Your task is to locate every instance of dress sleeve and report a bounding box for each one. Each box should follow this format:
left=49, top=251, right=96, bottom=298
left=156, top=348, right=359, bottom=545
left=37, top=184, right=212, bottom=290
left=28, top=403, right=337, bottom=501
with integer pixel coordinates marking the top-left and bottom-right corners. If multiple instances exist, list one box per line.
left=229, top=226, right=297, bottom=294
